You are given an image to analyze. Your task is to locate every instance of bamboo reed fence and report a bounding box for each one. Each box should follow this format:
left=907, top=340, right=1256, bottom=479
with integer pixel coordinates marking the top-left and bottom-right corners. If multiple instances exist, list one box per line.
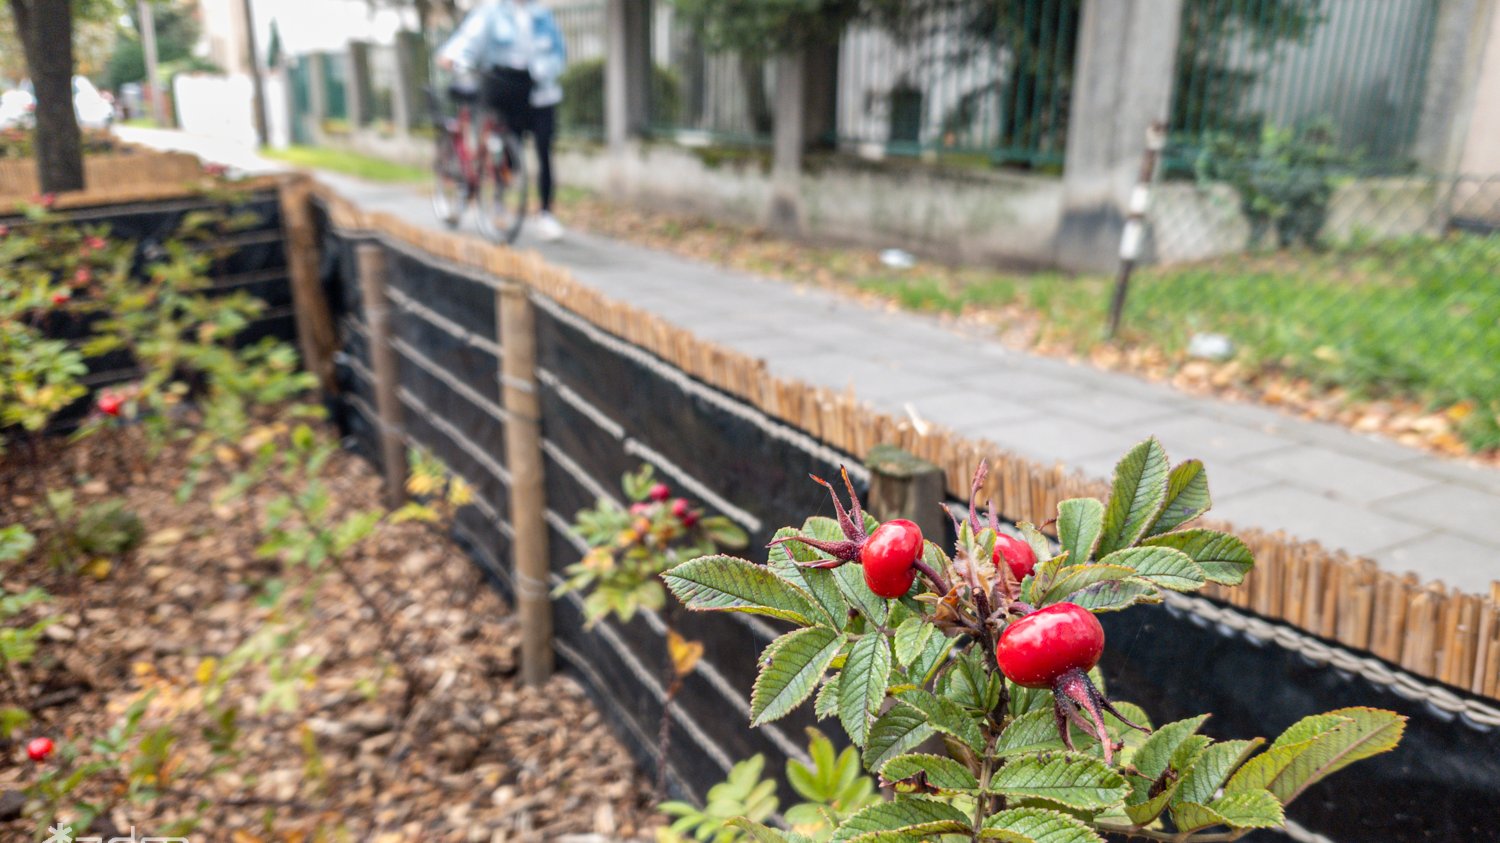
left=292, top=177, right=1500, bottom=704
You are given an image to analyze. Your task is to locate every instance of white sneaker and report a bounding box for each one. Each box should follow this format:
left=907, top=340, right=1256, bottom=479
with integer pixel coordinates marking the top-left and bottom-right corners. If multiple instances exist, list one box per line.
left=532, top=211, right=564, bottom=242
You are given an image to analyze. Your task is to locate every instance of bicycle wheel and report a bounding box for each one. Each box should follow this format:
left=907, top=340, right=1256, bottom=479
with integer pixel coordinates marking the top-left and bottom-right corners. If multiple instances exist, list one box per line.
left=431, top=130, right=465, bottom=229
left=475, top=129, right=529, bottom=245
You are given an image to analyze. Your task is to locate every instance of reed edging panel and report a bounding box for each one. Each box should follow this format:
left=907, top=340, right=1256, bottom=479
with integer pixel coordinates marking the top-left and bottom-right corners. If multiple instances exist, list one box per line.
left=289, top=178, right=1500, bottom=729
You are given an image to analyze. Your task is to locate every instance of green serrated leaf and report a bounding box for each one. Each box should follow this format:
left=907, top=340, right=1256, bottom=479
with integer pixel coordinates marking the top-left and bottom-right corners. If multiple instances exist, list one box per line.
left=1173, top=739, right=1263, bottom=806
left=769, top=526, right=849, bottom=625
left=1148, top=460, right=1210, bottom=536
left=862, top=704, right=935, bottom=771
left=896, top=689, right=985, bottom=753
left=1208, top=788, right=1285, bottom=829
left=752, top=627, right=846, bottom=727
left=815, top=678, right=841, bottom=721
left=728, top=818, right=817, bottom=843
left=1056, top=498, right=1105, bottom=564
left=983, top=807, right=1106, bottom=843
left=831, top=798, right=971, bottom=843
left=906, top=628, right=957, bottom=686
left=1065, top=579, right=1162, bottom=612
left=1133, top=715, right=1210, bottom=781
left=985, top=753, right=1130, bottom=810
left=892, top=616, right=934, bottom=668
left=1038, top=564, right=1138, bottom=606
left=663, top=555, right=819, bottom=625
left=880, top=753, right=979, bottom=791
left=1168, top=801, right=1231, bottom=834
left=1142, top=529, right=1254, bottom=586
left=1097, top=438, right=1171, bottom=556
left=833, top=563, right=890, bottom=626
left=994, top=709, right=1069, bottom=758
left=1098, top=546, right=1206, bottom=592
left=1232, top=708, right=1405, bottom=804
left=838, top=634, right=893, bottom=746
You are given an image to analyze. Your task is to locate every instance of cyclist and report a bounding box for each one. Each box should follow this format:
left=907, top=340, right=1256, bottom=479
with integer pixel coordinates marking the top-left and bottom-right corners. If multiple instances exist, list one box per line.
left=437, top=0, right=567, bottom=241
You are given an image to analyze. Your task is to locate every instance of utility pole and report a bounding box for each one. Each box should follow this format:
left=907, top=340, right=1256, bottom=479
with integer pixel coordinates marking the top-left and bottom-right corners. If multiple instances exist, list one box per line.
left=241, top=0, right=269, bottom=146
left=137, top=0, right=166, bottom=126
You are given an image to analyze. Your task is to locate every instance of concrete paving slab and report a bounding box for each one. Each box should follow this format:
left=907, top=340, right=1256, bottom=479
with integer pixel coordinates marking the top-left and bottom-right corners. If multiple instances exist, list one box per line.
left=1249, top=445, right=1441, bottom=505
left=1212, top=486, right=1431, bottom=557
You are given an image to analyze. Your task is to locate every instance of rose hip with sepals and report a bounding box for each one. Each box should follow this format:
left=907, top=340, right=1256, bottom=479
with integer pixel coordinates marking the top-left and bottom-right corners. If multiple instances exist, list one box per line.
left=671, top=498, right=690, bottom=519
left=649, top=482, right=671, bottom=502
left=860, top=519, right=923, bottom=598
left=97, top=391, right=124, bottom=417
left=993, top=532, right=1037, bottom=581
left=26, top=737, right=54, bottom=762
left=996, top=602, right=1147, bottom=764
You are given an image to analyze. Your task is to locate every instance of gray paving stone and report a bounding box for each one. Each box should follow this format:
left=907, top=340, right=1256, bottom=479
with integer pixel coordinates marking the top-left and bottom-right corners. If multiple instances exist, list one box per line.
left=1247, top=445, right=1441, bottom=504
left=1373, top=484, right=1500, bottom=546
left=1033, top=388, right=1182, bottom=427
left=1370, top=531, right=1499, bottom=594
left=1133, top=415, right=1299, bottom=464
left=977, top=415, right=1144, bottom=464
left=1211, top=486, right=1430, bottom=557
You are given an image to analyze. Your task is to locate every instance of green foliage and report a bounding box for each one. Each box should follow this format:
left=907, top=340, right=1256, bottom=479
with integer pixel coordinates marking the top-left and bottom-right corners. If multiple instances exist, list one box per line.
left=667, top=438, right=1405, bottom=842
left=560, top=58, right=681, bottom=133
left=560, top=464, right=749, bottom=626
left=659, top=730, right=879, bottom=843
left=1197, top=120, right=1359, bottom=249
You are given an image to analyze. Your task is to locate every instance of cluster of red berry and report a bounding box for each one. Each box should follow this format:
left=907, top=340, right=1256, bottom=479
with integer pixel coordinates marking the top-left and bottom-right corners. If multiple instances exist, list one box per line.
left=776, top=469, right=1130, bottom=760
left=630, top=481, right=701, bottom=529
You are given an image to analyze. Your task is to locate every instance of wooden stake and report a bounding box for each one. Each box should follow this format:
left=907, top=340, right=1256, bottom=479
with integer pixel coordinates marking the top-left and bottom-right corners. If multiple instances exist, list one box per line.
left=866, top=444, right=946, bottom=544
left=355, top=242, right=407, bottom=510
left=280, top=177, right=339, bottom=395
left=499, top=282, right=554, bottom=688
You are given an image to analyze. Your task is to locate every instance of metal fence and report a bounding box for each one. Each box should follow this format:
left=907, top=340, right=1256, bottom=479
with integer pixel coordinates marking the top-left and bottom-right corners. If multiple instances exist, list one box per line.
left=649, top=4, right=775, bottom=146
left=1127, top=167, right=1500, bottom=453
left=554, top=0, right=608, bottom=138
left=1166, top=0, right=1440, bottom=171
left=836, top=0, right=1079, bottom=167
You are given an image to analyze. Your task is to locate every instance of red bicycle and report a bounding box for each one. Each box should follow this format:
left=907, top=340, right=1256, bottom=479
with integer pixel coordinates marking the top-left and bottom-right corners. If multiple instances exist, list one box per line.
left=427, top=84, right=529, bottom=244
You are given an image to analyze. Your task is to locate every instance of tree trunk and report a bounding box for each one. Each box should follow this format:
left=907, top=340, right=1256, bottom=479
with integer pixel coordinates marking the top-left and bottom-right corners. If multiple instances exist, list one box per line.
left=11, top=0, right=84, bottom=193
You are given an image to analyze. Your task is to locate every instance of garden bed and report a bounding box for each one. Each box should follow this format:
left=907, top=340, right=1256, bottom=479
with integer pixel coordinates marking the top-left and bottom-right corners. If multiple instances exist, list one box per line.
left=0, top=427, right=659, bottom=841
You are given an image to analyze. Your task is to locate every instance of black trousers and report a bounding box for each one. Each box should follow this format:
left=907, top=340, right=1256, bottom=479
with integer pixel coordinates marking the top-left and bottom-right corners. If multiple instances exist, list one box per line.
left=482, top=67, right=556, bottom=212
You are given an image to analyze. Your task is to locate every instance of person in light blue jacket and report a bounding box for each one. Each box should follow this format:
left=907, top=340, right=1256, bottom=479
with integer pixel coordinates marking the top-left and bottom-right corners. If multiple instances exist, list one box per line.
left=439, top=0, right=568, bottom=240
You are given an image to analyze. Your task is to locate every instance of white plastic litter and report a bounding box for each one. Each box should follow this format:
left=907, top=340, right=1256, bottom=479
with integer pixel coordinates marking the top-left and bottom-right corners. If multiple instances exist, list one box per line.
left=1187, top=332, right=1236, bottom=361
left=879, top=248, right=916, bottom=269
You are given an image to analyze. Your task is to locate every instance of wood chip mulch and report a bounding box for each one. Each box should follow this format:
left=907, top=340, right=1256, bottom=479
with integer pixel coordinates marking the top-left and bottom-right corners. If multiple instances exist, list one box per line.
left=0, top=428, right=660, bottom=842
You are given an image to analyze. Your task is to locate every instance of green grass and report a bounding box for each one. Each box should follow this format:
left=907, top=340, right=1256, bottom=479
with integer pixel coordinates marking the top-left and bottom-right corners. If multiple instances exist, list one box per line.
left=121, top=117, right=159, bottom=128
left=840, top=236, right=1500, bottom=451
left=263, top=145, right=430, bottom=184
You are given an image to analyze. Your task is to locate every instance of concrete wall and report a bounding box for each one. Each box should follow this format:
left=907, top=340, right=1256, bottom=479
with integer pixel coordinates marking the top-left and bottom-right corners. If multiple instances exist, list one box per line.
left=564, top=141, right=1066, bottom=268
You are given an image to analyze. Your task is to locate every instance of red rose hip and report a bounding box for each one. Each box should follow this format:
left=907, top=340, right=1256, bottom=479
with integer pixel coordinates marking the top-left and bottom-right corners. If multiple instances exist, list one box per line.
left=993, top=532, right=1038, bottom=581
left=996, top=602, right=1145, bottom=764
left=671, top=498, right=690, bottom=519
left=995, top=602, right=1103, bottom=688
left=859, top=519, right=923, bottom=598
left=26, top=737, right=54, bottom=762
left=649, top=482, right=671, bottom=502
left=97, top=392, right=123, bottom=417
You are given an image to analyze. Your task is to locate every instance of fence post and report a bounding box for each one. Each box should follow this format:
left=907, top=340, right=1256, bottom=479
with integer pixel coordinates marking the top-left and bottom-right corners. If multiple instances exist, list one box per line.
left=355, top=242, right=407, bottom=510
left=1053, top=0, right=1183, bottom=273
left=769, top=50, right=807, bottom=235
left=498, top=282, right=554, bottom=688
left=866, top=444, right=946, bottom=545
left=305, top=53, right=328, bottom=142
left=348, top=40, right=374, bottom=128
left=277, top=176, right=338, bottom=396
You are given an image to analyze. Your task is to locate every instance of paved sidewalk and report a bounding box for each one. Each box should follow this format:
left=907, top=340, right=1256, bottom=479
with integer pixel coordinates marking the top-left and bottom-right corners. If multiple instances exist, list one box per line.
left=119, top=129, right=1500, bottom=595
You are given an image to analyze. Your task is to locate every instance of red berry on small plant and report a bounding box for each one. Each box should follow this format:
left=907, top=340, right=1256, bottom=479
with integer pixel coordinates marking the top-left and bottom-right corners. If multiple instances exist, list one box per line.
left=629, top=502, right=650, bottom=516
left=649, top=482, right=671, bottom=502
left=74, top=267, right=91, bottom=284
left=0, top=224, right=9, bottom=237
left=85, top=235, right=106, bottom=250
left=859, top=519, right=923, bottom=598
left=39, top=192, right=56, bottom=209
left=26, top=737, right=54, bottom=762
left=671, top=498, right=690, bottom=519
left=682, top=510, right=700, bottom=528
left=98, top=392, right=124, bottom=417
left=51, top=291, right=70, bottom=305
left=996, top=603, right=1146, bottom=764
left=993, top=532, right=1038, bottom=581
